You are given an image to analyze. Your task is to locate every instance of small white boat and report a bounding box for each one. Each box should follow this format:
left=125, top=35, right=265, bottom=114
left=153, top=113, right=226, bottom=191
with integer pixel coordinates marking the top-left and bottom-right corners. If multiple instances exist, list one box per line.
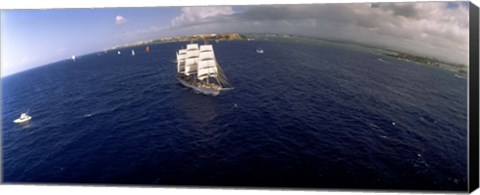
left=131, top=49, right=135, bottom=56
left=72, top=55, right=76, bottom=61
left=118, top=51, right=121, bottom=55
left=256, top=48, right=264, bottom=54
left=13, top=113, right=32, bottom=124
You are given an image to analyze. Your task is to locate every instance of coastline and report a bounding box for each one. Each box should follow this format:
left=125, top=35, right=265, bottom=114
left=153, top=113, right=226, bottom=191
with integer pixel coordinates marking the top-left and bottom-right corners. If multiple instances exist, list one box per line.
left=109, top=32, right=469, bottom=75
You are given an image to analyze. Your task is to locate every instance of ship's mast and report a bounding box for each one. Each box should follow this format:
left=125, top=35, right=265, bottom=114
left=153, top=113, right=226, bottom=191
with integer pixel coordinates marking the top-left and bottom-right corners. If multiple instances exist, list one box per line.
left=185, top=43, right=200, bottom=79
left=194, top=43, right=232, bottom=89
left=207, top=68, right=210, bottom=84
left=177, top=47, right=187, bottom=74
left=205, top=40, right=210, bottom=85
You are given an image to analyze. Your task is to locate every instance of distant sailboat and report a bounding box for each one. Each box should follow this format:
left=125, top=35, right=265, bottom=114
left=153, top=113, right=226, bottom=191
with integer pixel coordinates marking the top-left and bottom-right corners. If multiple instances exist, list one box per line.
left=256, top=48, right=264, bottom=54
left=131, top=49, right=135, bottom=56
left=71, top=55, right=76, bottom=61
left=118, top=51, right=121, bottom=55
left=146, top=46, right=150, bottom=54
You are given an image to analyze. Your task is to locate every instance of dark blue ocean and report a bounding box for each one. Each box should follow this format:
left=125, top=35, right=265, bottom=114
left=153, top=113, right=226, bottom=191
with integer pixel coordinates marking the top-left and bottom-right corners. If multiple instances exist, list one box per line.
left=2, top=40, right=468, bottom=191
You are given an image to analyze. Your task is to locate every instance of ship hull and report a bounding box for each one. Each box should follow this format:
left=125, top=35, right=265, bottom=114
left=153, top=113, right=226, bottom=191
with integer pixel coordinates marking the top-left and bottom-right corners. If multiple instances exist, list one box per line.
left=177, top=75, right=220, bottom=96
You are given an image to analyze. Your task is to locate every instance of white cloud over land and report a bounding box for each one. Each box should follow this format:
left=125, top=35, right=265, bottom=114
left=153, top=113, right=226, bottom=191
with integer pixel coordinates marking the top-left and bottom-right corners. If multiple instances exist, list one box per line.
left=167, top=2, right=470, bottom=65
left=171, top=6, right=235, bottom=27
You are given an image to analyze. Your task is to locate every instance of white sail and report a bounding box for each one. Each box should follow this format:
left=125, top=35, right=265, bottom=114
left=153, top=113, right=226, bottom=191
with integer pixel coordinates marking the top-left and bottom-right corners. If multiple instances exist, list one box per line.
left=199, top=50, right=215, bottom=61
left=200, top=45, right=213, bottom=52
left=184, top=58, right=198, bottom=76
left=186, top=44, right=199, bottom=59
left=186, top=49, right=199, bottom=59
left=177, top=52, right=186, bottom=73
left=197, top=46, right=219, bottom=80
left=186, top=44, right=199, bottom=51
left=197, top=60, right=218, bottom=80
left=197, top=50, right=217, bottom=80
left=131, top=49, right=135, bottom=56
left=177, top=49, right=187, bottom=73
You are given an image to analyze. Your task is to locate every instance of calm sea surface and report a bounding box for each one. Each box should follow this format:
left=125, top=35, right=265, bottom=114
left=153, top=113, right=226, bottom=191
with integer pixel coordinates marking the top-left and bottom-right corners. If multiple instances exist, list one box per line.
left=2, top=40, right=468, bottom=190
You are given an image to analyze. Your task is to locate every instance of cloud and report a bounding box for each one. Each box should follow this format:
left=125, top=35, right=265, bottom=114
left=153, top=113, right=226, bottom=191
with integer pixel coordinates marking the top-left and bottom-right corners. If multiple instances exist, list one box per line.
left=171, top=6, right=235, bottom=27
left=166, top=3, right=469, bottom=65
left=115, top=15, right=127, bottom=25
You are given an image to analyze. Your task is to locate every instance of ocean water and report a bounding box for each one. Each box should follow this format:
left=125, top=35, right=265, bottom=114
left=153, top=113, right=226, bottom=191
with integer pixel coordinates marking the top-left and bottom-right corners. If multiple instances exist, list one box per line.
left=2, top=40, right=468, bottom=191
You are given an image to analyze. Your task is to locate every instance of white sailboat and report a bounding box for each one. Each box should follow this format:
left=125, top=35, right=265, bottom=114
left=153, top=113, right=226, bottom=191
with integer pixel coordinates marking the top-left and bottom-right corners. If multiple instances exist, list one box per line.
left=118, top=51, right=121, bottom=55
left=175, top=42, right=232, bottom=96
left=71, top=55, right=76, bottom=61
left=131, top=49, right=135, bottom=56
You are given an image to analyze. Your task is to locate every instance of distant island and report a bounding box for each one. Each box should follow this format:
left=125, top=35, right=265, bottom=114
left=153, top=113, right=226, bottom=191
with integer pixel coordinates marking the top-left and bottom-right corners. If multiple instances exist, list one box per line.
left=112, top=32, right=467, bottom=74
left=383, top=52, right=468, bottom=74
left=370, top=48, right=467, bottom=75
left=113, top=33, right=246, bottom=49
left=252, top=33, right=468, bottom=75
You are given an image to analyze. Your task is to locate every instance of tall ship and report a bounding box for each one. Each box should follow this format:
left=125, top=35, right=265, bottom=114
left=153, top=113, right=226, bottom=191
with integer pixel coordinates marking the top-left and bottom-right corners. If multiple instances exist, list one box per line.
left=176, top=42, right=232, bottom=96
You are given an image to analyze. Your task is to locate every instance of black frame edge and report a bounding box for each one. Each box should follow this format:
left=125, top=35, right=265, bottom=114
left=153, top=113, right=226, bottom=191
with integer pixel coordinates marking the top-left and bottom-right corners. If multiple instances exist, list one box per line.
left=469, top=1, right=480, bottom=193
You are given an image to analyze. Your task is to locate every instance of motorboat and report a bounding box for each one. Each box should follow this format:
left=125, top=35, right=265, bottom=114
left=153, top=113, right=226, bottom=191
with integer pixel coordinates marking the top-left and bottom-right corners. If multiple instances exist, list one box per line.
left=13, top=113, right=32, bottom=124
